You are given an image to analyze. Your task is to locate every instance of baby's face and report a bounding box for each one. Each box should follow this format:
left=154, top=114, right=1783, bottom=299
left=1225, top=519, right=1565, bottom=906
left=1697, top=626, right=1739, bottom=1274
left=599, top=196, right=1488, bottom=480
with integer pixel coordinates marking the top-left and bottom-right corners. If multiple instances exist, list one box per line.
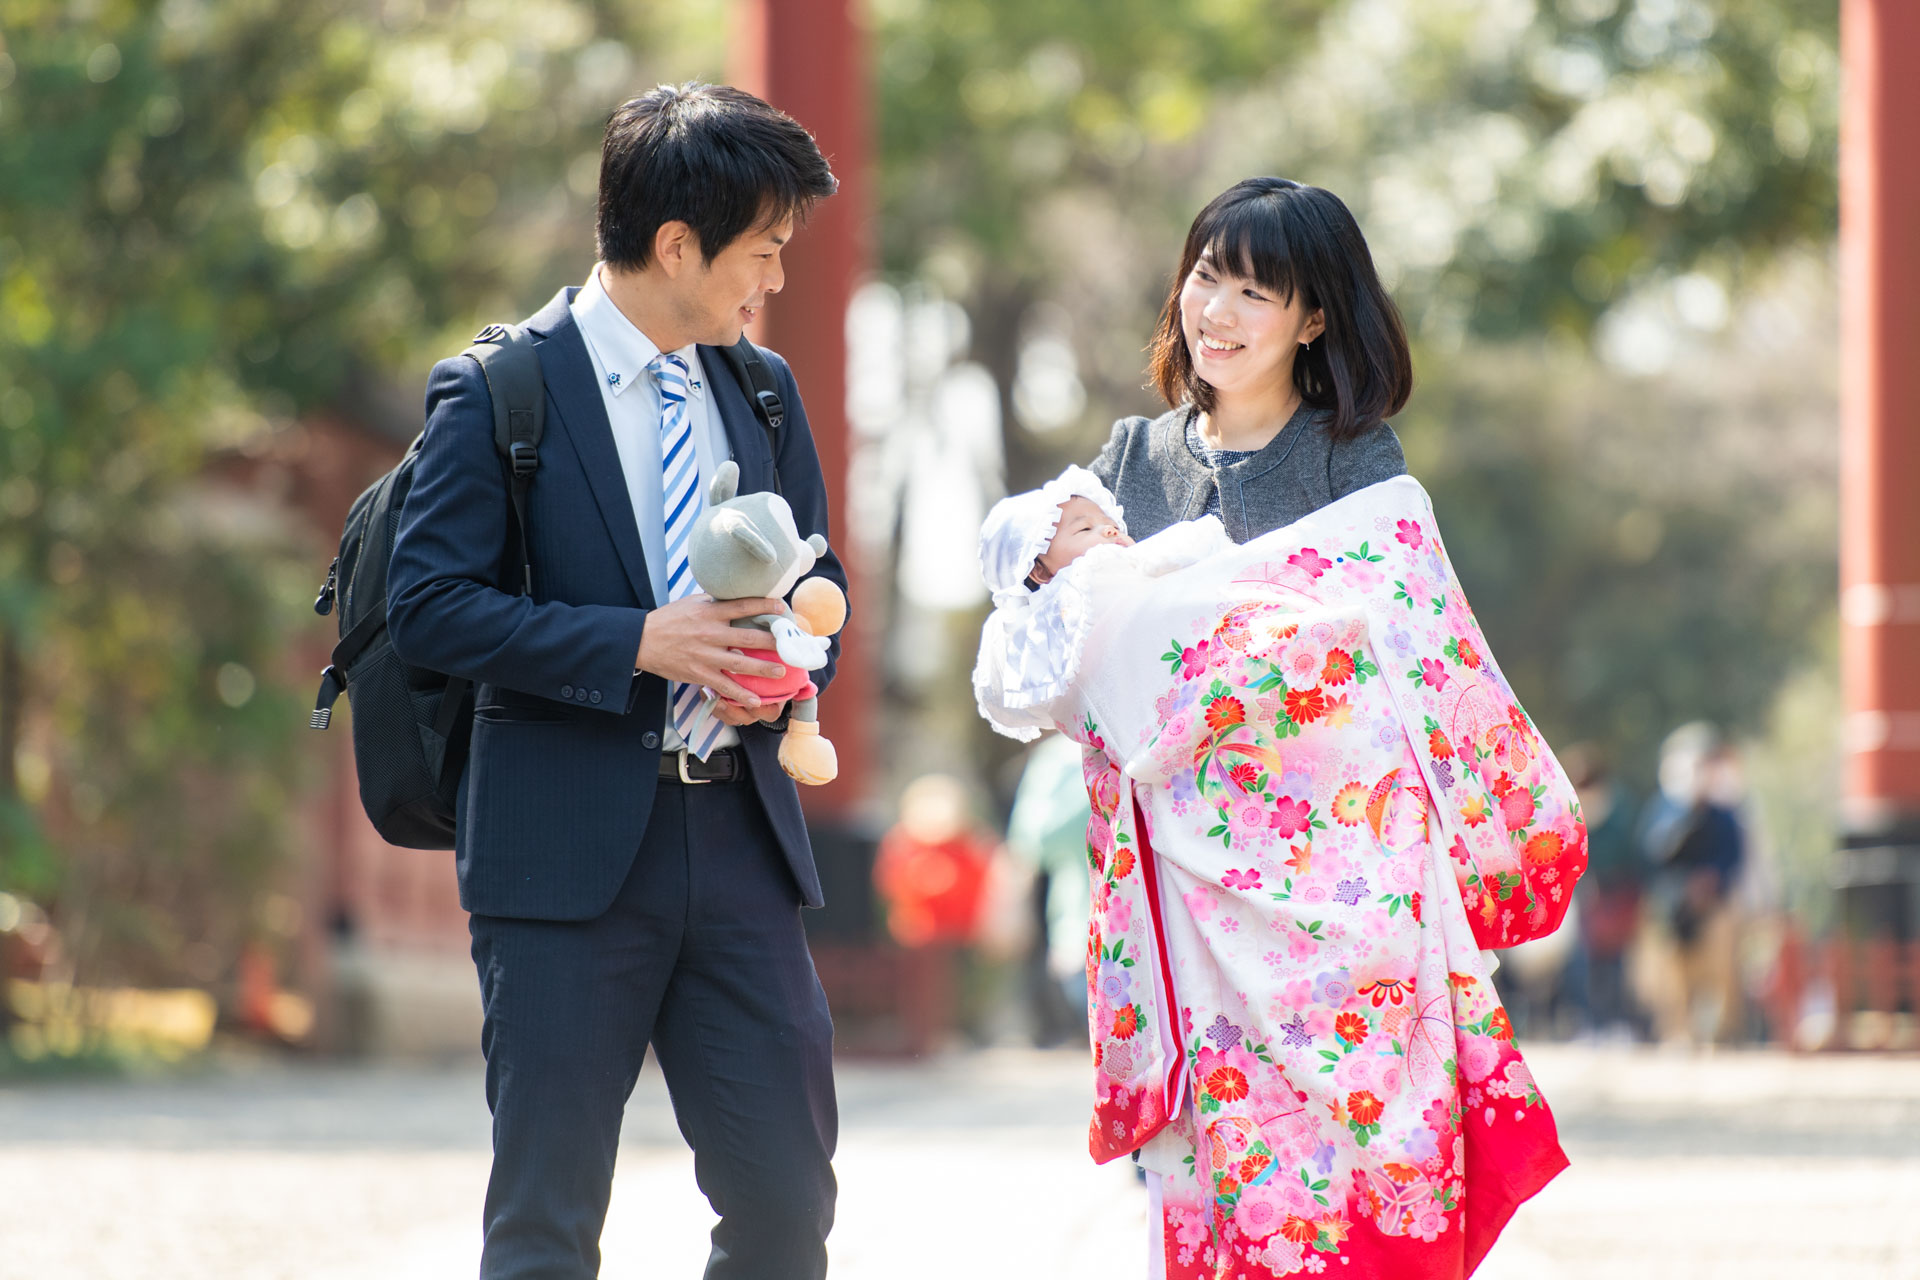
left=1032, top=496, right=1131, bottom=585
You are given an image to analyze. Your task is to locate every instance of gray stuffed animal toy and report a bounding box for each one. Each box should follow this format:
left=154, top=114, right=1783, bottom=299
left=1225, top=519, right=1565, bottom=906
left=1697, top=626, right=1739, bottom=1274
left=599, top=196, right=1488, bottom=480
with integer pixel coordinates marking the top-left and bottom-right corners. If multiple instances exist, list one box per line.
left=685, top=460, right=846, bottom=785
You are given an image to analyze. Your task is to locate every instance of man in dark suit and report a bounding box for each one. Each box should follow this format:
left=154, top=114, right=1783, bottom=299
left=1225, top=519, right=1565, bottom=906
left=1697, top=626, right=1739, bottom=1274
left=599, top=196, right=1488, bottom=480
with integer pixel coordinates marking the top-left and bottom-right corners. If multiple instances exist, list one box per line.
left=387, top=84, right=843, bottom=1279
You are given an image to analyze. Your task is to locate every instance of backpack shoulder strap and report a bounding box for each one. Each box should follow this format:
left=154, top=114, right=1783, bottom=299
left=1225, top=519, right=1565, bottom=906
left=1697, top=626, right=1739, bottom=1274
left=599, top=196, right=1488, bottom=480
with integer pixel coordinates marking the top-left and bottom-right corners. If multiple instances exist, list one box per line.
left=461, top=323, right=545, bottom=594
left=715, top=336, right=785, bottom=496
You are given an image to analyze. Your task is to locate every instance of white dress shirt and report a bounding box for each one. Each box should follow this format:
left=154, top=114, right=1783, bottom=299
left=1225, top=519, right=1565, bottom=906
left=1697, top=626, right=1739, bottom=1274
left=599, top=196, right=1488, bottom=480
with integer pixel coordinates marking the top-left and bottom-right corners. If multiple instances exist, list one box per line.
left=569, top=265, right=739, bottom=751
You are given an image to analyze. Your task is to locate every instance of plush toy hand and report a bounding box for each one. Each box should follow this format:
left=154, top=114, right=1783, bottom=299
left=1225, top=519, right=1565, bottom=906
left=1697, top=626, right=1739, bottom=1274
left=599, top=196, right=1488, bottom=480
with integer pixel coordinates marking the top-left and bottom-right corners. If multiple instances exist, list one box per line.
left=768, top=616, right=831, bottom=671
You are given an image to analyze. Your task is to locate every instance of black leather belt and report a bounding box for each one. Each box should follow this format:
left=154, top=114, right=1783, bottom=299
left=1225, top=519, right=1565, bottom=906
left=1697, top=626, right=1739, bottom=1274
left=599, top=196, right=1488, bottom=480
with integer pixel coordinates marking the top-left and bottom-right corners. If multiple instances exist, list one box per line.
left=657, top=746, right=743, bottom=784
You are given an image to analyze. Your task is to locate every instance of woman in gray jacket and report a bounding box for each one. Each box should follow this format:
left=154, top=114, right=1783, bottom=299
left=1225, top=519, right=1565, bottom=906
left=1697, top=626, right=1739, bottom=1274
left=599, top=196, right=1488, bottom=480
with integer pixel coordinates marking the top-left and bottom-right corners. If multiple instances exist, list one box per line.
left=1091, top=177, right=1413, bottom=542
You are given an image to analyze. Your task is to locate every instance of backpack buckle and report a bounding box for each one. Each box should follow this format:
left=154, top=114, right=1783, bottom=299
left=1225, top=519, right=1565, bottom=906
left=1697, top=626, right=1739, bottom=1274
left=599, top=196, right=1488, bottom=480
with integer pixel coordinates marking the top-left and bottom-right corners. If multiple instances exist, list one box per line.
left=310, top=665, right=345, bottom=730
left=753, top=388, right=785, bottom=430
left=509, top=440, right=539, bottom=478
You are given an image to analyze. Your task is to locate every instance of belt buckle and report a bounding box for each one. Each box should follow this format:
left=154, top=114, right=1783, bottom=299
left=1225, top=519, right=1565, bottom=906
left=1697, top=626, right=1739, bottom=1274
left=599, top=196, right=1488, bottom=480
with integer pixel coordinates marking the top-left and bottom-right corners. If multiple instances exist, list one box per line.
left=675, top=748, right=710, bottom=785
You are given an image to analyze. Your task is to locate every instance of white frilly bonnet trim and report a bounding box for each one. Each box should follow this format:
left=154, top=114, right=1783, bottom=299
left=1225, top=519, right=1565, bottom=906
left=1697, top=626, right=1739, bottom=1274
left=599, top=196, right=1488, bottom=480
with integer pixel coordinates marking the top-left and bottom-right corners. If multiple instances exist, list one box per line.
left=972, top=466, right=1126, bottom=741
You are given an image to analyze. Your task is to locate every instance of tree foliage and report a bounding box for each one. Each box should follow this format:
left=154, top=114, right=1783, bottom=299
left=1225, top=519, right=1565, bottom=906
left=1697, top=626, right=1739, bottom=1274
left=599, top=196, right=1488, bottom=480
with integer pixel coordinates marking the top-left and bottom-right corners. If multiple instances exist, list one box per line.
left=0, top=0, right=724, bottom=983
left=1408, top=304, right=1838, bottom=782
left=0, top=0, right=1848, bottom=983
left=876, top=0, right=1837, bottom=430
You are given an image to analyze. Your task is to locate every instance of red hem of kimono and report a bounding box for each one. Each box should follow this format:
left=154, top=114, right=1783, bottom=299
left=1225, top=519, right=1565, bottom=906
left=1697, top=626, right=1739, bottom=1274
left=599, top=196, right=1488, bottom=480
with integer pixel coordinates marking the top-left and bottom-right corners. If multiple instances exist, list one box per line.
left=1461, top=1090, right=1568, bottom=1275
left=1156, top=1097, right=1569, bottom=1279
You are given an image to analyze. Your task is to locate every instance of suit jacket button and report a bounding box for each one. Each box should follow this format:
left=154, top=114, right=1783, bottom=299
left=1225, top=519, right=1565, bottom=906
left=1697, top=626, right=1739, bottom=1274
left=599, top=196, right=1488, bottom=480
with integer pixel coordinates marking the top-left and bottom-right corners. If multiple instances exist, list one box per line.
left=589, top=690, right=602, bottom=705
left=576, top=688, right=589, bottom=702
left=642, top=731, right=661, bottom=750
left=561, top=684, right=574, bottom=699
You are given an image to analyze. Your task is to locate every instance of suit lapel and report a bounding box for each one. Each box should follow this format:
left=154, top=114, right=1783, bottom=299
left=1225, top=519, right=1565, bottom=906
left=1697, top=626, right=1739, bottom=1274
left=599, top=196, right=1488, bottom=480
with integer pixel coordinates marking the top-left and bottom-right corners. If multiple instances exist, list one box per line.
left=527, top=289, right=656, bottom=608
left=700, top=343, right=776, bottom=495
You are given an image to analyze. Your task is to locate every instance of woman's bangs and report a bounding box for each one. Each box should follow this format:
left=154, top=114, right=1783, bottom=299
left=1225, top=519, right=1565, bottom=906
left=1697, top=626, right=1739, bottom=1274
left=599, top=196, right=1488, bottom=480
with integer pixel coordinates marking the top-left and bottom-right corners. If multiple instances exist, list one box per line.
left=1200, top=199, right=1299, bottom=304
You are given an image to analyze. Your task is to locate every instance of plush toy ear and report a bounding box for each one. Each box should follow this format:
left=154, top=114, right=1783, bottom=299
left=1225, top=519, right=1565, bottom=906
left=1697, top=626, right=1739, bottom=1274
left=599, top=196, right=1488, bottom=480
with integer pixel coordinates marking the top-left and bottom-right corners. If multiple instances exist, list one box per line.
left=791, top=576, right=847, bottom=637
left=708, top=459, right=740, bottom=506
left=807, top=534, right=828, bottom=557
left=722, top=514, right=779, bottom=565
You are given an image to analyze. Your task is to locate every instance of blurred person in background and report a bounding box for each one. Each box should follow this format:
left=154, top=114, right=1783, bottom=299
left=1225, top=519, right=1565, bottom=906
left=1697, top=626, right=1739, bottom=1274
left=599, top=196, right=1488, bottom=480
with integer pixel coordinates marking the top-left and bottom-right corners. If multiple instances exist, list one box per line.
left=1493, top=901, right=1579, bottom=1040
left=1004, top=732, right=1094, bottom=1047
left=873, top=773, right=1005, bottom=1044
left=0, top=893, right=60, bottom=992
left=1561, top=746, right=1647, bottom=1041
left=1636, top=723, right=1748, bottom=1046
left=875, top=773, right=996, bottom=948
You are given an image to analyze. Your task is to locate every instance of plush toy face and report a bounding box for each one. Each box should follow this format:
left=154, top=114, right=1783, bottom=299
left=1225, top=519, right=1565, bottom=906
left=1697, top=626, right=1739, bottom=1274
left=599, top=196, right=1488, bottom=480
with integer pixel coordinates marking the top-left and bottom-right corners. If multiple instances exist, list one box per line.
left=687, top=460, right=831, bottom=602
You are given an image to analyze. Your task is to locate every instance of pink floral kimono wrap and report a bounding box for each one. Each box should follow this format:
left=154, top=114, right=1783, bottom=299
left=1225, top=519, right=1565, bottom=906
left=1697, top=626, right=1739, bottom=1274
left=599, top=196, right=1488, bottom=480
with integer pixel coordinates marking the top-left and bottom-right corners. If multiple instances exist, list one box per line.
left=995, top=477, right=1585, bottom=1278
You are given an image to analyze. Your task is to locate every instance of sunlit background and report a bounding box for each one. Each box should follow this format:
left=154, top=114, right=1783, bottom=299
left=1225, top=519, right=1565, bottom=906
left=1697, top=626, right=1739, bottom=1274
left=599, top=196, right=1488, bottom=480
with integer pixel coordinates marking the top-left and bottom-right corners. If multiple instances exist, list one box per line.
left=0, top=0, right=1850, bottom=1045
left=15, top=2, right=1920, bottom=1277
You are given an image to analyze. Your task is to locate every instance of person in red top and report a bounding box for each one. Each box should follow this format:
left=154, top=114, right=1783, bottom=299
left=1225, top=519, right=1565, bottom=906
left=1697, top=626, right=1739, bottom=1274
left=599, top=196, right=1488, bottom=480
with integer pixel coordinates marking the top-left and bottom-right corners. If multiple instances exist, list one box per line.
left=873, top=774, right=1008, bottom=1049
left=874, top=774, right=996, bottom=946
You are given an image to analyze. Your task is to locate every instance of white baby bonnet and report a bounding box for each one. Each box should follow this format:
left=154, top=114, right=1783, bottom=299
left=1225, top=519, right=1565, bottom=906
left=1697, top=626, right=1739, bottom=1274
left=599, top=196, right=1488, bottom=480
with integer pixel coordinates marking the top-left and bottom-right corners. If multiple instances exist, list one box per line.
left=972, top=466, right=1126, bottom=741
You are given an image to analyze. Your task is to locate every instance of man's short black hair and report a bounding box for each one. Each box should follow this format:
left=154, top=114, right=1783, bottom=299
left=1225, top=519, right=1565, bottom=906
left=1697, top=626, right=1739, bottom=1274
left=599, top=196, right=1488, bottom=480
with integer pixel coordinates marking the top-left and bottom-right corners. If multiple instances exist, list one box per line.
left=597, top=82, right=837, bottom=271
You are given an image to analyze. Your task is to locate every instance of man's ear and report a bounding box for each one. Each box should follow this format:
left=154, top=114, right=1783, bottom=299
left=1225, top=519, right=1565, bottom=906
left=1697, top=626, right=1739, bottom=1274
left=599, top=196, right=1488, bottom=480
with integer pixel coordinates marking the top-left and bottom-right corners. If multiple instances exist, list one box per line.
left=654, top=220, right=695, bottom=278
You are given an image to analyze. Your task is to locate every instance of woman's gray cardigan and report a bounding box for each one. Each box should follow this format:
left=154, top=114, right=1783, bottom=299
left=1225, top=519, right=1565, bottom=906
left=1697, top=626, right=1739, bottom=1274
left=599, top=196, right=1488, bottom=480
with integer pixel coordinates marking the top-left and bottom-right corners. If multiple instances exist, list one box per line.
left=1089, top=404, right=1408, bottom=543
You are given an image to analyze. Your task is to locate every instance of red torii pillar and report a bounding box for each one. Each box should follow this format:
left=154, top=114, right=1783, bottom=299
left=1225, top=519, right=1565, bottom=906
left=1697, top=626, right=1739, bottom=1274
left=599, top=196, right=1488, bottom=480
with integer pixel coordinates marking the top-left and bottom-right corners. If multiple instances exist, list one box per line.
left=730, top=0, right=873, bottom=821
left=1838, top=0, right=1920, bottom=935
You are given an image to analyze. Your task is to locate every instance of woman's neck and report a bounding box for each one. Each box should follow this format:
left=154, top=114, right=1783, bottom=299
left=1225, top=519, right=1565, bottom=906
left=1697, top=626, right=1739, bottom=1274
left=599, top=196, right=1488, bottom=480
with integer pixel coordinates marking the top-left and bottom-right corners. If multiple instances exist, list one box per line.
left=1197, top=380, right=1304, bottom=452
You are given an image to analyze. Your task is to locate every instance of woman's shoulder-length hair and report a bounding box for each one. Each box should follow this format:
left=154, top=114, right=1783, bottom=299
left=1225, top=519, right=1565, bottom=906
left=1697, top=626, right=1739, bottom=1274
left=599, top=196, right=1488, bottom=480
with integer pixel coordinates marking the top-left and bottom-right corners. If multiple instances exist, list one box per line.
left=1148, top=178, right=1413, bottom=443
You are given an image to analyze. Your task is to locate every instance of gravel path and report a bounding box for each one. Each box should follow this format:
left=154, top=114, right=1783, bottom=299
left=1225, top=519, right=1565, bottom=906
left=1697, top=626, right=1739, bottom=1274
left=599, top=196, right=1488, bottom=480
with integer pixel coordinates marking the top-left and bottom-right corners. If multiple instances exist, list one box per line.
left=1, top=1044, right=1915, bottom=1278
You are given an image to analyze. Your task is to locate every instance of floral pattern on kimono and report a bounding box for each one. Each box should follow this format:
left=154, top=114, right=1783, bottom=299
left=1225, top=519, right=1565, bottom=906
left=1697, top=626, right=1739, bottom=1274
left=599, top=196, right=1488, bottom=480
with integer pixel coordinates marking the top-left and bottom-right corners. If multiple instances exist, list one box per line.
left=1059, top=478, right=1584, bottom=1279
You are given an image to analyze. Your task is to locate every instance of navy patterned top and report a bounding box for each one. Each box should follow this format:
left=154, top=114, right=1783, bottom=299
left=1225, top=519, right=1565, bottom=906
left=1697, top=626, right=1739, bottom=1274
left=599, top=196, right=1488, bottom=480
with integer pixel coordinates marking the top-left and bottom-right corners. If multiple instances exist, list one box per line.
left=1183, top=417, right=1262, bottom=519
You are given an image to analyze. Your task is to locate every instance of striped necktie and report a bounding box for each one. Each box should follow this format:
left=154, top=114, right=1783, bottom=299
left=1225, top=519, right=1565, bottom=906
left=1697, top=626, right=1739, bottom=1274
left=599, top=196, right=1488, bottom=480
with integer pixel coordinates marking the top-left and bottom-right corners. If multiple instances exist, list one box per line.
left=649, top=352, right=725, bottom=760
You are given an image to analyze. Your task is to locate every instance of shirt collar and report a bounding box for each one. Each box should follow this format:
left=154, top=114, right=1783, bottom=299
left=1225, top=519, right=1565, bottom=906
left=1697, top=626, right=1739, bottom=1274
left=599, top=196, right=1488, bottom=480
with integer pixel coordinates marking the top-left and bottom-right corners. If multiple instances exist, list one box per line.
left=571, top=265, right=705, bottom=401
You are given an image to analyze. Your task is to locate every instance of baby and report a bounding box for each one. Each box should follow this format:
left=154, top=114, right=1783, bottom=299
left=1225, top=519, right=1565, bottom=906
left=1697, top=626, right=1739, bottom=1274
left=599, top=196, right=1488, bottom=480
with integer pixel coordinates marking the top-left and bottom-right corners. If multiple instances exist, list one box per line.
left=979, top=466, right=1234, bottom=597
left=1025, top=495, right=1133, bottom=585
left=974, top=466, right=1233, bottom=740
left=979, top=467, right=1132, bottom=600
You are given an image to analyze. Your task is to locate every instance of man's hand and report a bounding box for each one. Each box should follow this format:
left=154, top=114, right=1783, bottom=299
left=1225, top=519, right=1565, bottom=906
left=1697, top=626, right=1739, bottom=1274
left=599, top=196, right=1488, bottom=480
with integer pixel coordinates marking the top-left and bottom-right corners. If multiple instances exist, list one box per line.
left=710, top=696, right=788, bottom=728
left=636, top=596, right=787, bottom=708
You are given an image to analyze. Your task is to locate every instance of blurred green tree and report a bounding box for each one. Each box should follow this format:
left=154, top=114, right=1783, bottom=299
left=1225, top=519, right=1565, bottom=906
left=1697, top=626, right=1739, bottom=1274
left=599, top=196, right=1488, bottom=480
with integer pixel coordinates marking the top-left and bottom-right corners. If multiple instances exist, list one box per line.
left=875, top=0, right=1836, bottom=472
left=0, top=0, right=725, bottom=987
left=871, top=0, right=1336, bottom=483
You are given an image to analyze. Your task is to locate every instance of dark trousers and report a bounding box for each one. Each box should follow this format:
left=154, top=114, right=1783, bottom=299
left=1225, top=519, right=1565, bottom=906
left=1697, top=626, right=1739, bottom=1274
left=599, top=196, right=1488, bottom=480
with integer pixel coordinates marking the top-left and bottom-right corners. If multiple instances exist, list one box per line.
left=1578, top=947, right=1634, bottom=1031
left=469, top=773, right=838, bottom=1279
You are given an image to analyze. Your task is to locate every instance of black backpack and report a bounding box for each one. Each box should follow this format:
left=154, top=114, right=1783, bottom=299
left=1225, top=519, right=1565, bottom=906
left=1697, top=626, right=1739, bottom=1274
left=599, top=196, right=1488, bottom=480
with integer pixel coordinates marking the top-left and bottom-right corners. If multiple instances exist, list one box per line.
left=308, top=325, right=788, bottom=850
